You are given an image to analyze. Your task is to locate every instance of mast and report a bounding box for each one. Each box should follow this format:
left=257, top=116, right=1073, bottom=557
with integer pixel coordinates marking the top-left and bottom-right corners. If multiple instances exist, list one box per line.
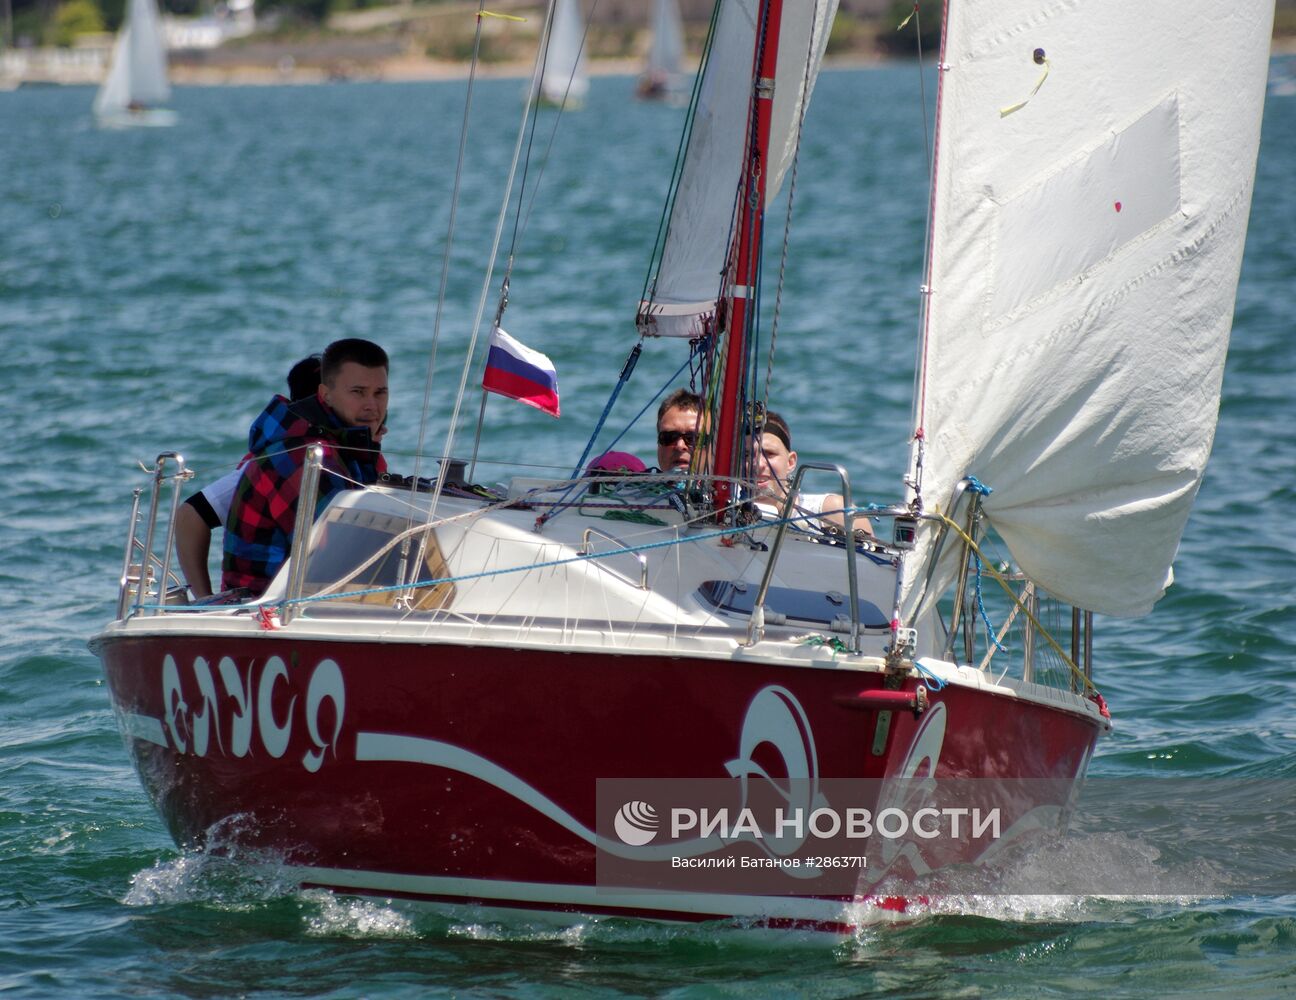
left=711, top=0, right=786, bottom=520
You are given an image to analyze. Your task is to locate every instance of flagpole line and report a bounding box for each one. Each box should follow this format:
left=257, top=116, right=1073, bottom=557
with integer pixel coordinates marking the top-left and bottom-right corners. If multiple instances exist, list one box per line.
left=468, top=387, right=490, bottom=482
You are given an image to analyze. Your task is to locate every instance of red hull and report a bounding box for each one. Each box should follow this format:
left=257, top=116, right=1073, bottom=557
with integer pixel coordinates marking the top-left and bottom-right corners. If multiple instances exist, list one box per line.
left=98, top=632, right=1101, bottom=926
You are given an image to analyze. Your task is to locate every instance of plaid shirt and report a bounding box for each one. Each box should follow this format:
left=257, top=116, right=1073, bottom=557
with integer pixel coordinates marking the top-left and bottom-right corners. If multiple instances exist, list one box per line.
left=221, top=395, right=386, bottom=596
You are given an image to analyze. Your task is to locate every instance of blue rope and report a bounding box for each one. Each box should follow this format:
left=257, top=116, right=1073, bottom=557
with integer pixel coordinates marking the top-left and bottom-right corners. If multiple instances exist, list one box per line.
left=541, top=340, right=706, bottom=526
left=911, top=658, right=947, bottom=691
left=973, top=551, right=1008, bottom=654
left=566, top=341, right=643, bottom=480
left=963, top=476, right=1005, bottom=654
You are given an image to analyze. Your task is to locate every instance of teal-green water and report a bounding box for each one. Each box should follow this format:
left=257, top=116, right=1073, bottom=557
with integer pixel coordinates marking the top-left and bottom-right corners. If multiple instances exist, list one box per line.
left=2, top=67, right=1294, bottom=997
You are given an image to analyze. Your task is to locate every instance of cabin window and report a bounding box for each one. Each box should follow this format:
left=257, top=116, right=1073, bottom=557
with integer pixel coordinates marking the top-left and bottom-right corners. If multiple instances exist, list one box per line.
left=697, top=580, right=887, bottom=629
left=301, top=507, right=454, bottom=611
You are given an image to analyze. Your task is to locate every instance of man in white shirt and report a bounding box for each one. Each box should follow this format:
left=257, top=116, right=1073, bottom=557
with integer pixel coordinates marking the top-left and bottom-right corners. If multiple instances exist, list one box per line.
left=753, top=410, right=872, bottom=538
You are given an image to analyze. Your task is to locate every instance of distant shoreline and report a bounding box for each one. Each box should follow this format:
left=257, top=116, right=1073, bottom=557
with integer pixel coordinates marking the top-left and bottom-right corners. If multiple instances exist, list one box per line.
left=164, top=52, right=893, bottom=88
left=5, top=37, right=1293, bottom=90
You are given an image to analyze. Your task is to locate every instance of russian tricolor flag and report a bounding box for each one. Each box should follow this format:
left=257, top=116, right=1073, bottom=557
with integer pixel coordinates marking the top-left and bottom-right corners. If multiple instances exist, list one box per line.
left=482, top=327, right=561, bottom=417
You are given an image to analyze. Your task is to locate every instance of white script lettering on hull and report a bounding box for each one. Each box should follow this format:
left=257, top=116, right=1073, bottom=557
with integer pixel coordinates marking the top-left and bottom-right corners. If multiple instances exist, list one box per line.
left=157, top=654, right=344, bottom=771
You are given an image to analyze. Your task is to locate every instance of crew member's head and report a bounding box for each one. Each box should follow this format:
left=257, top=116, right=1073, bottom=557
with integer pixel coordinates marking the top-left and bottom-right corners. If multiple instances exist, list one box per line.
left=754, top=410, right=797, bottom=499
left=656, top=388, right=701, bottom=472
left=286, top=354, right=322, bottom=401
left=319, top=338, right=389, bottom=436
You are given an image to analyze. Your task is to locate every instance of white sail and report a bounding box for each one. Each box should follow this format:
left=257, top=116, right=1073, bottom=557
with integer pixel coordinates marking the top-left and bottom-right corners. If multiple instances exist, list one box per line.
left=644, top=0, right=684, bottom=84
left=94, top=0, right=171, bottom=118
left=639, top=0, right=838, bottom=338
left=538, top=0, right=589, bottom=107
left=900, top=0, right=1274, bottom=620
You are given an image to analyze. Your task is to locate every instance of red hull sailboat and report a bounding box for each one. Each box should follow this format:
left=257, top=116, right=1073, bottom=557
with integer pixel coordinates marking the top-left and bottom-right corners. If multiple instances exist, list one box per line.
left=93, top=0, right=1272, bottom=931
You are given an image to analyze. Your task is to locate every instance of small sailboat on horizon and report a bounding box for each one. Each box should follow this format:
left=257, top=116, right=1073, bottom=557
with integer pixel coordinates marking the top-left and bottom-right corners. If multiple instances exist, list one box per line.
left=637, top=0, right=686, bottom=100
left=94, top=0, right=176, bottom=128
left=533, top=0, right=589, bottom=108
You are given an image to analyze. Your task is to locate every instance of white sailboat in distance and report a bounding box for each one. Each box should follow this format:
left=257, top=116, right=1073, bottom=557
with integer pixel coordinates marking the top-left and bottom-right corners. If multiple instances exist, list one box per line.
left=94, top=0, right=176, bottom=127
left=534, top=0, right=589, bottom=108
left=637, top=0, right=685, bottom=100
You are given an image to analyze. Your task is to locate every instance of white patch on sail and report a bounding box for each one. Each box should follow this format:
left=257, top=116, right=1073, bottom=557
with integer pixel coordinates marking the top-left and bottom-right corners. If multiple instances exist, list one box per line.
left=991, top=96, right=1182, bottom=319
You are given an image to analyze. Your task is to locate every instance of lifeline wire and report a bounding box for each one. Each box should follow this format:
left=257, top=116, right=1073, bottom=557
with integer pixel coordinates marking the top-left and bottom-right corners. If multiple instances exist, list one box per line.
left=250, top=504, right=884, bottom=611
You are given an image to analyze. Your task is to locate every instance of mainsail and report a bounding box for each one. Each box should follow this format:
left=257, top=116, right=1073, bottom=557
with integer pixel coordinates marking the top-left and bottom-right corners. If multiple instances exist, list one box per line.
left=638, top=0, right=838, bottom=338
left=901, top=0, right=1275, bottom=620
left=94, top=0, right=171, bottom=118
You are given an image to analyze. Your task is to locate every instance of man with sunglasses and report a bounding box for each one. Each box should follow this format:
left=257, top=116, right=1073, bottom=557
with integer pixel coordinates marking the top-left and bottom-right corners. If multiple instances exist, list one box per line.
left=656, top=388, right=701, bottom=472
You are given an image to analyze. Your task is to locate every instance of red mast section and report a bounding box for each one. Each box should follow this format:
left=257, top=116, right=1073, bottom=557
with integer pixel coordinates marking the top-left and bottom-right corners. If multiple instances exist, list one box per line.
left=710, top=0, right=786, bottom=521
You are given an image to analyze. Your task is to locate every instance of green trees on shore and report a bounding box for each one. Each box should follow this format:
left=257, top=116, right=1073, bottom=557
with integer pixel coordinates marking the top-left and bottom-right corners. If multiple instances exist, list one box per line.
left=3, top=0, right=328, bottom=46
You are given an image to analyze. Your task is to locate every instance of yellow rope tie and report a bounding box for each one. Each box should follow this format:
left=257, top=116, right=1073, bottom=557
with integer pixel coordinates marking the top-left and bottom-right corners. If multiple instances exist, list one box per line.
left=1000, top=49, right=1051, bottom=117
left=937, top=513, right=1098, bottom=695
left=479, top=10, right=526, bottom=21
left=897, top=4, right=917, bottom=30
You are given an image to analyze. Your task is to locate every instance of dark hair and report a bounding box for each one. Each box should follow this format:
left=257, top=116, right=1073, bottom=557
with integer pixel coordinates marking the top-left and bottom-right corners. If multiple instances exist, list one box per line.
left=762, top=410, right=792, bottom=451
left=656, top=388, right=701, bottom=427
left=322, top=339, right=389, bottom=384
left=286, top=354, right=322, bottom=400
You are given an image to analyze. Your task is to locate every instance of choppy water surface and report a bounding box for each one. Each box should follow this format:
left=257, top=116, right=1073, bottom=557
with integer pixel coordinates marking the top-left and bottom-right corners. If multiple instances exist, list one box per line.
left=1, top=67, right=1293, bottom=997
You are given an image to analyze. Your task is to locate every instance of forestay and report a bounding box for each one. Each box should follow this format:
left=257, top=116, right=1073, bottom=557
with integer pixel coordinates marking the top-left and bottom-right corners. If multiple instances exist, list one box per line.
left=94, top=0, right=171, bottom=116
left=902, top=0, right=1274, bottom=620
left=639, top=0, right=838, bottom=338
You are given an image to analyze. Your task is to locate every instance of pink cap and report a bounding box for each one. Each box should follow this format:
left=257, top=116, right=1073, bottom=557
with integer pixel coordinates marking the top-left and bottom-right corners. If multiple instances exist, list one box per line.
left=588, top=450, right=647, bottom=474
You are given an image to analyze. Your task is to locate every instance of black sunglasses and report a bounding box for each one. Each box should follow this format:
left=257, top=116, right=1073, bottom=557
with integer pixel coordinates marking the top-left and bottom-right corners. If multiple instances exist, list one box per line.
left=657, top=430, right=698, bottom=448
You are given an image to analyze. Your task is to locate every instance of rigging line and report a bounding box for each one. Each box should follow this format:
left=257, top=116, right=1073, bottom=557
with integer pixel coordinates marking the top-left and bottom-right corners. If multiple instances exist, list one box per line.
left=565, top=341, right=643, bottom=480
left=516, top=0, right=603, bottom=249
left=406, top=0, right=490, bottom=511
left=422, top=10, right=547, bottom=529
left=910, top=0, right=946, bottom=450
left=935, top=512, right=1097, bottom=695
left=541, top=340, right=705, bottom=526
left=502, top=11, right=549, bottom=260
left=714, top=0, right=775, bottom=492
left=264, top=501, right=866, bottom=613
left=761, top=0, right=822, bottom=412
left=507, top=0, right=559, bottom=260
left=314, top=474, right=754, bottom=604
left=639, top=0, right=723, bottom=304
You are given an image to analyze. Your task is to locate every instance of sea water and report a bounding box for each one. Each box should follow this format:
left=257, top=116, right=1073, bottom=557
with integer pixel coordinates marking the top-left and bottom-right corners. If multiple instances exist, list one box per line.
left=1, top=67, right=1293, bottom=997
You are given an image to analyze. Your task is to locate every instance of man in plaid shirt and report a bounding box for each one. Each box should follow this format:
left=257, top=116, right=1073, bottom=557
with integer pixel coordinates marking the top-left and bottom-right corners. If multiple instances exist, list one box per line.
left=221, top=339, right=390, bottom=597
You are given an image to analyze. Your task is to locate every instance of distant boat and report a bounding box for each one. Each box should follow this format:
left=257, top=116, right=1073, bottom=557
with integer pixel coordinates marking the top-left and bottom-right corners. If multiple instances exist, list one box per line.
left=94, top=0, right=176, bottom=127
left=1270, top=57, right=1296, bottom=97
left=534, top=0, right=588, bottom=108
left=636, top=0, right=684, bottom=100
